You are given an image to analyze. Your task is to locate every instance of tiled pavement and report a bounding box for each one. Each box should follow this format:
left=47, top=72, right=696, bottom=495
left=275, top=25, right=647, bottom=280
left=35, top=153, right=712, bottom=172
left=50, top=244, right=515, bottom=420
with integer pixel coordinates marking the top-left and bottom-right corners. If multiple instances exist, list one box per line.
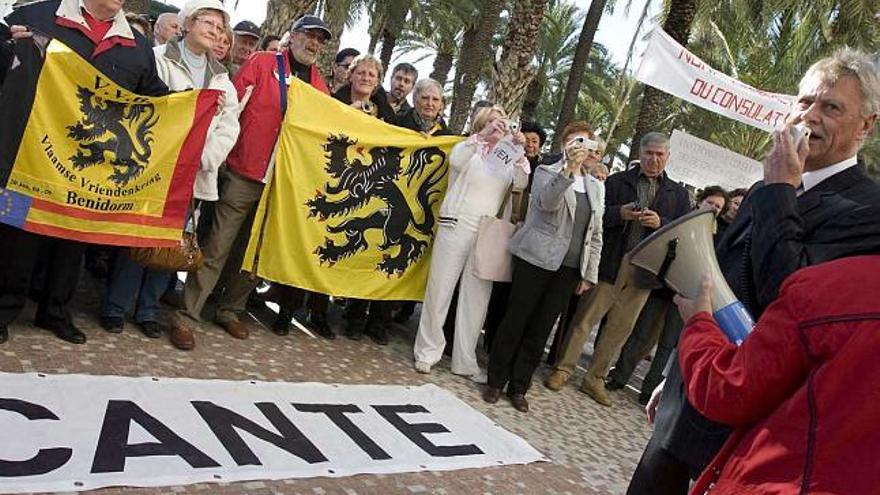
left=0, top=274, right=654, bottom=495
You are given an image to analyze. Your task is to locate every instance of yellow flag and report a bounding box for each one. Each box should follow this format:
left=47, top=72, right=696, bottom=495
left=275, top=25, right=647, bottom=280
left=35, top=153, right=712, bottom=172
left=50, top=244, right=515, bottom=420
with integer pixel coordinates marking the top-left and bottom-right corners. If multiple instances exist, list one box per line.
left=0, top=39, right=218, bottom=247
left=244, top=79, right=462, bottom=301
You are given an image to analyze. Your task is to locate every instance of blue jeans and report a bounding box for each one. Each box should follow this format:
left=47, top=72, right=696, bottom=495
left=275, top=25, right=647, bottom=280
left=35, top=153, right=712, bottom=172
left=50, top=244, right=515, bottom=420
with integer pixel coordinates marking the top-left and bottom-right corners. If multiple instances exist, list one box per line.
left=101, top=250, right=171, bottom=323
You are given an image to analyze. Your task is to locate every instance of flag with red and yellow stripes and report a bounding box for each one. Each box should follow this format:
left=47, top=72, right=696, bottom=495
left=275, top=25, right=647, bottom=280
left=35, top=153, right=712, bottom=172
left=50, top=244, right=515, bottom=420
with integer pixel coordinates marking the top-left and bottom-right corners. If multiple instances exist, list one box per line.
left=0, top=38, right=218, bottom=247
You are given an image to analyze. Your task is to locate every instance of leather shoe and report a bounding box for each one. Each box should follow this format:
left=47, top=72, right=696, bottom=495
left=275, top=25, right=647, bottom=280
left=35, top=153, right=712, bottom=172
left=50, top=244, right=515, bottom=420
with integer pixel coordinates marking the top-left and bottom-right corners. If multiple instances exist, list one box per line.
left=216, top=318, right=249, bottom=339
left=544, top=370, right=569, bottom=391
left=508, top=393, right=529, bottom=413
left=36, top=319, right=86, bottom=345
left=482, top=386, right=502, bottom=404
left=99, top=316, right=124, bottom=333
left=0, top=325, right=8, bottom=344
left=308, top=311, right=335, bottom=340
left=346, top=320, right=364, bottom=341
left=138, top=321, right=163, bottom=339
left=171, top=324, right=195, bottom=350
left=580, top=376, right=612, bottom=406
left=605, top=378, right=626, bottom=391
left=271, top=310, right=292, bottom=336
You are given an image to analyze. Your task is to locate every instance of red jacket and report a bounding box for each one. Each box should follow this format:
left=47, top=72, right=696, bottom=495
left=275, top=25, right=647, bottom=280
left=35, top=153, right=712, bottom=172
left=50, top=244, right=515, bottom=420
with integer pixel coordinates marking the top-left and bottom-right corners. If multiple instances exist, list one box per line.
left=680, top=255, right=880, bottom=495
left=226, top=51, right=329, bottom=182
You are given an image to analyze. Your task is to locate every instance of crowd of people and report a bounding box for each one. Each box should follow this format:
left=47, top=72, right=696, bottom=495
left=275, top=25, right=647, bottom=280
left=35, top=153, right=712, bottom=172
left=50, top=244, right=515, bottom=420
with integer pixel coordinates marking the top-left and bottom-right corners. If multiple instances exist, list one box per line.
left=2, top=1, right=880, bottom=493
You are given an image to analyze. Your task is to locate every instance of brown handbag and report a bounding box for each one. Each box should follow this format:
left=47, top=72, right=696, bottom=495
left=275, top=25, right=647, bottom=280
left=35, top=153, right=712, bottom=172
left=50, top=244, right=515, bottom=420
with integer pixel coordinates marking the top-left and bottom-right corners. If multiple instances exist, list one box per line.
left=129, top=203, right=203, bottom=272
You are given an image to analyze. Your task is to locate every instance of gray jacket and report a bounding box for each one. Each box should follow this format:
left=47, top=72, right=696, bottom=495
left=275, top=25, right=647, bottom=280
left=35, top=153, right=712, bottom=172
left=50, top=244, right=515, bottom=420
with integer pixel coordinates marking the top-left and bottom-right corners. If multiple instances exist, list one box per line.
left=508, top=162, right=604, bottom=283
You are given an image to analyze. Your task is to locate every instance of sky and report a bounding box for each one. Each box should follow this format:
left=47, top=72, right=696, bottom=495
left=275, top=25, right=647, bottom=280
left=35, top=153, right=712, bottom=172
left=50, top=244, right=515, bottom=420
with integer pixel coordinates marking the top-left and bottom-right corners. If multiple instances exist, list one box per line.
left=156, top=0, right=663, bottom=86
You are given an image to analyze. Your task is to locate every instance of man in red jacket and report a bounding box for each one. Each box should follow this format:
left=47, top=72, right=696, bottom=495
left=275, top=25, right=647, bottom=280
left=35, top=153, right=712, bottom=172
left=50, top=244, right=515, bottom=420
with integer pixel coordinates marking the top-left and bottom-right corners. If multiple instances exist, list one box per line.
left=171, top=15, right=331, bottom=350
left=674, top=255, right=880, bottom=494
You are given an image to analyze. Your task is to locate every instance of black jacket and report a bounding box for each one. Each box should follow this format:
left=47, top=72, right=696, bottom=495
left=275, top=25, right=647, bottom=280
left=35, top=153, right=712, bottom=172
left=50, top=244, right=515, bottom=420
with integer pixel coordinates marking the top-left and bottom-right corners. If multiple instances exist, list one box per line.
left=598, top=166, right=691, bottom=283
left=332, top=84, right=396, bottom=123
left=393, top=107, right=454, bottom=136
left=655, top=162, right=880, bottom=479
left=4, top=1, right=167, bottom=95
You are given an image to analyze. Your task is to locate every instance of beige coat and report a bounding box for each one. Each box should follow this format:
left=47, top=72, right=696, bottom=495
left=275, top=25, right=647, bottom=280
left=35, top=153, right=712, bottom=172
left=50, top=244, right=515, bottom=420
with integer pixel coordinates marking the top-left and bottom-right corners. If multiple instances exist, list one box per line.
left=154, top=41, right=240, bottom=201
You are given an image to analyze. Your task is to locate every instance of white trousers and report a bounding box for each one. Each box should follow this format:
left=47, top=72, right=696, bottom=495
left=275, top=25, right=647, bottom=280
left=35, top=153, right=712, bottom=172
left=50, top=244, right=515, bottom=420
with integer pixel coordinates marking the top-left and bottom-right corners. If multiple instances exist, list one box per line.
left=413, top=222, right=493, bottom=375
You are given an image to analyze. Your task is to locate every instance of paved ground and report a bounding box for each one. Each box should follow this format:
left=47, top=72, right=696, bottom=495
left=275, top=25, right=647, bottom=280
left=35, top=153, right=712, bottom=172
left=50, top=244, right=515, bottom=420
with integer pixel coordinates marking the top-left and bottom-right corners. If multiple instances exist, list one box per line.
left=0, top=273, right=654, bottom=495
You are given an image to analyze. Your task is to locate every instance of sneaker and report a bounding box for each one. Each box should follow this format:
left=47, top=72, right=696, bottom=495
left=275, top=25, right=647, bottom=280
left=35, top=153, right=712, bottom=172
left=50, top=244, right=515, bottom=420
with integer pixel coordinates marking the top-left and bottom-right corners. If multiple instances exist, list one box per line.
left=470, top=370, right=489, bottom=385
left=414, top=361, right=431, bottom=374
left=99, top=316, right=124, bottom=334
left=138, top=321, right=163, bottom=339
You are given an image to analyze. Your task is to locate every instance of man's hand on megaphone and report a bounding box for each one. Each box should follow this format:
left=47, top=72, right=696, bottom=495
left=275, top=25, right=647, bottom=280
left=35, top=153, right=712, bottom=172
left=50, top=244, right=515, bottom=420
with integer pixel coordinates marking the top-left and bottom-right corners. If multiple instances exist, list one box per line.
left=674, top=275, right=713, bottom=322
left=764, top=116, right=810, bottom=188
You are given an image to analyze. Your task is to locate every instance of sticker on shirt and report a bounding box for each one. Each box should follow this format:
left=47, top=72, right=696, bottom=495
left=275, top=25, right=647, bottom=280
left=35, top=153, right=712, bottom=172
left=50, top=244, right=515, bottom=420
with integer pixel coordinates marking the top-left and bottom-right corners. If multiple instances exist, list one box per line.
left=485, top=136, right=525, bottom=178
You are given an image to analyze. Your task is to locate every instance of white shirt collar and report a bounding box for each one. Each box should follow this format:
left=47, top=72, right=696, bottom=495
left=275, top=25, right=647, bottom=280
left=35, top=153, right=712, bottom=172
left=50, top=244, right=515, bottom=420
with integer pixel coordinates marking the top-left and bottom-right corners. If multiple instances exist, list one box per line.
left=799, top=155, right=858, bottom=195
left=55, top=0, right=134, bottom=41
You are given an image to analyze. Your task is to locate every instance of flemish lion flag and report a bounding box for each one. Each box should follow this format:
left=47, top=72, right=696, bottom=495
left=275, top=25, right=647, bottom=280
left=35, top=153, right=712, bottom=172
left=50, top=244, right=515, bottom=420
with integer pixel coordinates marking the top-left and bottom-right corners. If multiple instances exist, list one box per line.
left=0, top=38, right=219, bottom=247
left=244, top=79, right=462, bottom=301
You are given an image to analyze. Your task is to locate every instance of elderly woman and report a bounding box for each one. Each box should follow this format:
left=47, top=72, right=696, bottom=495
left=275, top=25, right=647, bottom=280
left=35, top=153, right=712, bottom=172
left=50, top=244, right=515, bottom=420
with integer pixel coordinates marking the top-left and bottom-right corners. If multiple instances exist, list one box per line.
left=332, top=53, right=395, bottom=122
left=413, top=105, right=529, bottom=379
left=395, top=78, right=452, bottom=135
left=99, top=0, right=240, bottom=341
left=483, top=121, right=604, bottom=413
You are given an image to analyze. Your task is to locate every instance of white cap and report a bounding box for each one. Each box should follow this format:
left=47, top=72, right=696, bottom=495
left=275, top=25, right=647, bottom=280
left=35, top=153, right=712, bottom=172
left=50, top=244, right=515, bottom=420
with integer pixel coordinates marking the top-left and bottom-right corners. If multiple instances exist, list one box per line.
left=179, top=0, right=229, bottom=24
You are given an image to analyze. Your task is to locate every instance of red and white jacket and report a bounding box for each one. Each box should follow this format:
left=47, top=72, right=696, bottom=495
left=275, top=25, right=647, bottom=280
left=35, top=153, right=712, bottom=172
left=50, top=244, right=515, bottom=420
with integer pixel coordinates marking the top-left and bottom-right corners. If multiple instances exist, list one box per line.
left=226, top=52, right=329, bottom=182
left=680, top=255, right=880, bottom=495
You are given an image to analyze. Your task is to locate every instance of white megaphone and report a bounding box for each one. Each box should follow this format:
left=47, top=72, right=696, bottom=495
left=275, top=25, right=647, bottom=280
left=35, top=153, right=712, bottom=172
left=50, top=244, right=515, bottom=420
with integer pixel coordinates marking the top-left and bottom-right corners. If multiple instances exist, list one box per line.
left=627, top=209, right=754, bottom=345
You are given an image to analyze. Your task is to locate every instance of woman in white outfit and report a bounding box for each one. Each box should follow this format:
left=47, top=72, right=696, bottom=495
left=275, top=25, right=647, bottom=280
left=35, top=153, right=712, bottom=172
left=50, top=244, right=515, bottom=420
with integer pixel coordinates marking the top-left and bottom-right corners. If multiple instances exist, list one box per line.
left=413, top=106, right=529, bottom=380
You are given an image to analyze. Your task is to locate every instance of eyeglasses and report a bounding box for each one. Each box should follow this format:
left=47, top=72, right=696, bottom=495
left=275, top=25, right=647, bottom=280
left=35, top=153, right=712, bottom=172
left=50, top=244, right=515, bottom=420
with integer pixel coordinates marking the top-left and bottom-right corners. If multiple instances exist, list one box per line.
left=336, top=62, right=350, bottom=69
left=194, top=18, right=224, bottom=34
left=295, top=29, right=328, bottom=45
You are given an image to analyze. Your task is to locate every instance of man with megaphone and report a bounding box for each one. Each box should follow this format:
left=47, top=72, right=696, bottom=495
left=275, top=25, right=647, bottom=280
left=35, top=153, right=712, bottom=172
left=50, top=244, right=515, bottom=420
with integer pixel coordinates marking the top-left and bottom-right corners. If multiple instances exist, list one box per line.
left=627, top=48, right=880, bottom=495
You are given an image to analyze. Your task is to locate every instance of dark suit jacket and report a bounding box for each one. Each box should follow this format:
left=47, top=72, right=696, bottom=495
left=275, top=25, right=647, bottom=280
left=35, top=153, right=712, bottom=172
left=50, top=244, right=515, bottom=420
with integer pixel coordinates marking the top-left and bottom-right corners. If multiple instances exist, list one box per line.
left=598, top=166, right=691, bottom=284
left=656, top=162, right=880, bottom=477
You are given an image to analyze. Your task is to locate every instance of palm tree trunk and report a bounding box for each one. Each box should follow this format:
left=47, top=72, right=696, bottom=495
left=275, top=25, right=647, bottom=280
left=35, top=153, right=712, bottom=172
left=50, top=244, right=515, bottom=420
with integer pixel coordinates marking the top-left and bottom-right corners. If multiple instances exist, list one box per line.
left=448, top=0, right=505, bottom=133
left=430, top=51, right=455, bottom=86
left=378, top=1, right=411, bottom=70
left=262, top=0, right=319, bottom=38
left=488, top=0, right=550, bottom=117
left=628, top=0, right=700, bottom=161
left=520, top=72, right=545, bottom=122
left=550, top=0, right=608, bottom=152
left=317, top=0, right=352, bottom=80
left=126, top=0, right=150, bottom=15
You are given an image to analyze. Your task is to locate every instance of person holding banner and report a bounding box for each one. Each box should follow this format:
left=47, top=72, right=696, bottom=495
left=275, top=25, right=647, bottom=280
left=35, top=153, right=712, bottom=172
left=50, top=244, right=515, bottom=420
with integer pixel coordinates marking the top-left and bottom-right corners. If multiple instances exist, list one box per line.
left=483, top=122, right=604, bottom=413
left=413, top=105, right=529, bottom=380
left=99, top=0, right=240, bottom=339
left=0, top=0, right=169, bottom=345
left=629, top=48, right=880, bottom=495
left=172, top=14, right=331, bottom=350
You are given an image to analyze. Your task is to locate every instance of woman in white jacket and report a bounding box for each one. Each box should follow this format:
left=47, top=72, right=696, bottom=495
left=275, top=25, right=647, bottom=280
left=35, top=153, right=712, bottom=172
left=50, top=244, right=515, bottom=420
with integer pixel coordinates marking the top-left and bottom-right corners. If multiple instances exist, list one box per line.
left=413, top=106, right=529, bottom=380
left=99, top=0, right=240, bottom=339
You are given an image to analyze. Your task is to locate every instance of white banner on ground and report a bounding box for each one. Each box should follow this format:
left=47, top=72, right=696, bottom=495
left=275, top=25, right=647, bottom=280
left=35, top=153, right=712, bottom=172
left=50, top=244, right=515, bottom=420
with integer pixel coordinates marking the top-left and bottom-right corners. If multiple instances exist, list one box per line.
left=635, top=28, right=795, bottom=132
left=0, top=373, right=544, bottom=494
left=667, top=130, right=762, bottom=190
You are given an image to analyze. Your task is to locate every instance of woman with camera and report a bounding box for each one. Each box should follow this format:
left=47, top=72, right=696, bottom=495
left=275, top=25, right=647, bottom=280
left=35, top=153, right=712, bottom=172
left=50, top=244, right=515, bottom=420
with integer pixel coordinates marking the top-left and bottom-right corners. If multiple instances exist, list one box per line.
left=413, top=106, right=529, bottom=380
left=483, top=122, right=605, bottom=413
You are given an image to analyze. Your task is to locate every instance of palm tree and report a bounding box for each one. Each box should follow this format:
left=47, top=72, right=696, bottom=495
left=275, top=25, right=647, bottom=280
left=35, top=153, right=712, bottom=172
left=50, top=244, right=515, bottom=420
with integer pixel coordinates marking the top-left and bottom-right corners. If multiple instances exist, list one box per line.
left=627, top=0, right=701, bottom=161
left=315, top=0, right=366, bottom=78
left=550, top=0, right=610, bottom=152
left=448, top=0, right=506, bottom=133
left=376, top=0, right=415, bottom=70
left=488, top=0, right=551, bottom=116
left=262, top=0, right=319, bottom=38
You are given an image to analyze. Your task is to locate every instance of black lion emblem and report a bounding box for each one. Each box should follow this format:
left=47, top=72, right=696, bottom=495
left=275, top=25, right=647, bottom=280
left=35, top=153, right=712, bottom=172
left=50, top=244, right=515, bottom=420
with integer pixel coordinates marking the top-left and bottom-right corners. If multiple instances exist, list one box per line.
left=66, top=86, right=158, bottom=187
left=306, top=134, right=448, bottom=277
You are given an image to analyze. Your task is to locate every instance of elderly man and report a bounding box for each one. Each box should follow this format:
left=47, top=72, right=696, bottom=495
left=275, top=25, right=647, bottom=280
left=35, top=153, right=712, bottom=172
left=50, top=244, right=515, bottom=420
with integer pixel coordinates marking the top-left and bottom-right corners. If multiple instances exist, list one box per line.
left=153, top=12, right=180, bottom=45
left=544, top=132, right=691, bottom=406
left=171, top=15, right=331, bottom=350
left=0, top=0, right=167, bottom=345
left=386, top=62, right=417, bottom=114
left=627, top=48, right=880, bottom=495
left=230, top=19, right=260, bottom=75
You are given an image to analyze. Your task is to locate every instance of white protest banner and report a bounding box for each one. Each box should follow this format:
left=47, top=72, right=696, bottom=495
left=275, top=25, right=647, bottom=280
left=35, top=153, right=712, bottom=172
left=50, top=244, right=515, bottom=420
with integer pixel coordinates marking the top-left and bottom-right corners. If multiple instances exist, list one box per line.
left=0, top=373, right=544, bottom=494
left=635, top=28, right=795, bottom=132
left=486, top=136, right=526, bottom=175
left=667, top=130, right=762, bottom=190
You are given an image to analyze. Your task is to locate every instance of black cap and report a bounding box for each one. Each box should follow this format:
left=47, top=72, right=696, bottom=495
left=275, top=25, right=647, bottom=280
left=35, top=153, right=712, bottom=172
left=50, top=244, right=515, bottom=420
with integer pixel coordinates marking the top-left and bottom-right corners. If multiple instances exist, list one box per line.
left=290, top=15, right=332, bottom=40
left=233, top=20, right=261, bottom=39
